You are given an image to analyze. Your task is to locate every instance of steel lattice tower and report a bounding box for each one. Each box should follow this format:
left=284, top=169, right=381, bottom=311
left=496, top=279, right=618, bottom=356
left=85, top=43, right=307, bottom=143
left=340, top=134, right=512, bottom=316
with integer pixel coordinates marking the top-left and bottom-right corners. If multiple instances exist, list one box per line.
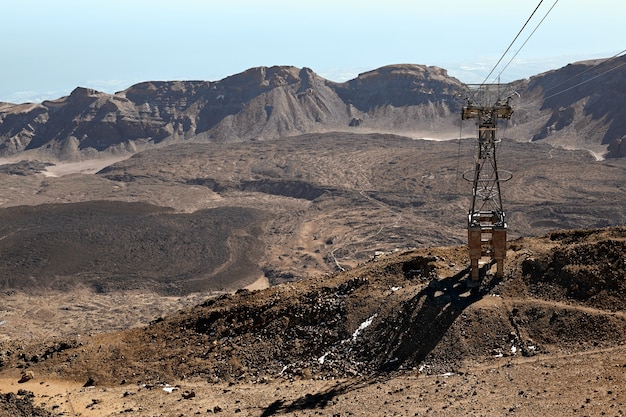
left=461, top=84, right=514, bottom=283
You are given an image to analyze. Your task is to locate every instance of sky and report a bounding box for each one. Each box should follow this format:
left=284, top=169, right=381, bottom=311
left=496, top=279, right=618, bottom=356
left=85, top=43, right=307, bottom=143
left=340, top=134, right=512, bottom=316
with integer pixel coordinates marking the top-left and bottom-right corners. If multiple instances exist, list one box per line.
left=1, top=0, right=624, bottom=103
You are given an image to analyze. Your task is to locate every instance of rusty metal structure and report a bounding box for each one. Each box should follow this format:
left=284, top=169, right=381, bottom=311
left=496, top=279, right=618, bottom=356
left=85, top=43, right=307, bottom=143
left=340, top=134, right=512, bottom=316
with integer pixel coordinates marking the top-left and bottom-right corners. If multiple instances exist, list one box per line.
left=461, top=84, right=514, bottom=284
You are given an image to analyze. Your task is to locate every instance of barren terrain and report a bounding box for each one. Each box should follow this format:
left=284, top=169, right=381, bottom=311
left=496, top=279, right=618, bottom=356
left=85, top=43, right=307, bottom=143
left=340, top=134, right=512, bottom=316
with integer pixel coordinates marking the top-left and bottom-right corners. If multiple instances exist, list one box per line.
left=0, top=227, right=625, bottom=416
left=0, top=132, right=624, bottom=416
left=1, top=56, right=626, bottom=416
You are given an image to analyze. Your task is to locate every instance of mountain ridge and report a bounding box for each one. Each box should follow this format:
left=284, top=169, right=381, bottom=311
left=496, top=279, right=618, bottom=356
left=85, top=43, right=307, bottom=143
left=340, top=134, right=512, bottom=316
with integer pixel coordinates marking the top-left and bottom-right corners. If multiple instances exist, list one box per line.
left=2, top=56, right=625, bottom=160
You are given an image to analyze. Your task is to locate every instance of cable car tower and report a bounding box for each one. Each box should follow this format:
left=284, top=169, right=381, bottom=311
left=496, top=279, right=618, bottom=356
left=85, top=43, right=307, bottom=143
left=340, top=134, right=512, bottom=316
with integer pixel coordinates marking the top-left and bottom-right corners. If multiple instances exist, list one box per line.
left=461, top=84, right=514, bottom=284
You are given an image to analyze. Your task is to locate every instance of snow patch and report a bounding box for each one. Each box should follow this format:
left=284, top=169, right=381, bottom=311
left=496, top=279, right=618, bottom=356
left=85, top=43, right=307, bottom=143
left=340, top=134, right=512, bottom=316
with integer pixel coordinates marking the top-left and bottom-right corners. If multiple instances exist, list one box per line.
left=318, top=352, right=330, bottom=365
left=352, top=314, right=377, bottom=341
left=162, top=384, right=178, bottom=393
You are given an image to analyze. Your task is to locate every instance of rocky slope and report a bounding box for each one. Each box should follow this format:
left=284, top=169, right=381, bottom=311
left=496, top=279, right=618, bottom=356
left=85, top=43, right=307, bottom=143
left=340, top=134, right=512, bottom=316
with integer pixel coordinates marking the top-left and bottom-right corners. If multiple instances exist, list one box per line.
left=1, top=227, right=625, bottom=416
left=509, top=54, right=626, bottom=157
left=0, top=391, right=54, bottom=417
left=49, top=227, right=626, bottom=383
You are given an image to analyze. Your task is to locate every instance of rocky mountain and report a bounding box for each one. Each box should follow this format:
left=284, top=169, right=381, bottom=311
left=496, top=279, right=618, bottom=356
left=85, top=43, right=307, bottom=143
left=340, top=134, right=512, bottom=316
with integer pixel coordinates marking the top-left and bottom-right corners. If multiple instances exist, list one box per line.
left=2, top=57, right=625, bottom=160
left=0, top=65, right=464, bottom=160
left=509, top=54, right=626, bottom=157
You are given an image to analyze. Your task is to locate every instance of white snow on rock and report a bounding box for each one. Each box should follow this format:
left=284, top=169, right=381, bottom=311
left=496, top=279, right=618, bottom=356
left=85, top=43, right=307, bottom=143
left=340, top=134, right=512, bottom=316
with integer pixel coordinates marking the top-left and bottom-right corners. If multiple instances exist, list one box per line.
left=318, top=352, right=330, bottom=364
left=352, top=314, right=377, bottom=341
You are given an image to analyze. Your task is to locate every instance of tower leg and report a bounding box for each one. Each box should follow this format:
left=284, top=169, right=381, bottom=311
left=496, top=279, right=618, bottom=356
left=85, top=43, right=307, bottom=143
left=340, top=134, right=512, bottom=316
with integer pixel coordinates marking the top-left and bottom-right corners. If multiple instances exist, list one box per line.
left=471, top=258, right=480, bottom=281
left=468, top=227, right=482, bottom=282
left=496, top=259, right=504, bottom=278
left=492, top=228, right=507, bottom=278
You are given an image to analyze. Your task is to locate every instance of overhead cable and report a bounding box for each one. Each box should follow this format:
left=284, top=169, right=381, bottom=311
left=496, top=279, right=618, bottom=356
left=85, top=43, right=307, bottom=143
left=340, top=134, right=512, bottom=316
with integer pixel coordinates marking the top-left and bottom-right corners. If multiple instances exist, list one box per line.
left=493, top=0, right=560, bottom=83
left=541, top=58, right=626, bottom=102
left=480, top=0, right=545, bottom=86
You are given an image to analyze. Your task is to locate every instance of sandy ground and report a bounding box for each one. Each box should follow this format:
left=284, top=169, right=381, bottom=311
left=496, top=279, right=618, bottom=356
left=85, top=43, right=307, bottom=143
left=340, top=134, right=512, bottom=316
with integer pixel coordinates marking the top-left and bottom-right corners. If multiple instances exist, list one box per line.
left=244, top=275, right=270, bottom=291
left=42, top=157, right=132, bottom=177
left=0, top=154, right=132, bottom=178
left=1, top=345, right=625, bottom=417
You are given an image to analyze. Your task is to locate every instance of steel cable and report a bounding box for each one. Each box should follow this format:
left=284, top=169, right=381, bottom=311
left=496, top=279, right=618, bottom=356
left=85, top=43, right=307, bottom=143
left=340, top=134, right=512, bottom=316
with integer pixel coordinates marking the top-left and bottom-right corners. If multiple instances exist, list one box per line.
left=480, top=0, right=546, bottom=86
left=493, top=0, right=560, bottom=83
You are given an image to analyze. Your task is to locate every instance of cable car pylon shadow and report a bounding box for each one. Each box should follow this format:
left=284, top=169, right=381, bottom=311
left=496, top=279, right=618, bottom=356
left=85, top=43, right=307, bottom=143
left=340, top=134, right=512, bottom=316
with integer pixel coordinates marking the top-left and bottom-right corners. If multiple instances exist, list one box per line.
left=259, top=266, right=501, bottom=417
left=378, top=265, right=499, bottom=372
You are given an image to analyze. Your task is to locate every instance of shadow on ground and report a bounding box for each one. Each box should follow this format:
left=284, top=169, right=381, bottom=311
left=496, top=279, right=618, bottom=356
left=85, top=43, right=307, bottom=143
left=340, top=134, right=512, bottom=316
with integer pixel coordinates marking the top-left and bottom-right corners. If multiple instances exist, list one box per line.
left=259, top=267, right=501, bottom=416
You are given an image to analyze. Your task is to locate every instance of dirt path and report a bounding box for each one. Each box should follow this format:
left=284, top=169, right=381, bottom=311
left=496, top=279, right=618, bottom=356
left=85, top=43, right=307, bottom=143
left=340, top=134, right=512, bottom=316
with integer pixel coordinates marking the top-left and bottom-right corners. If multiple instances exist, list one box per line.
left=505, top=295, right=626, bottom=318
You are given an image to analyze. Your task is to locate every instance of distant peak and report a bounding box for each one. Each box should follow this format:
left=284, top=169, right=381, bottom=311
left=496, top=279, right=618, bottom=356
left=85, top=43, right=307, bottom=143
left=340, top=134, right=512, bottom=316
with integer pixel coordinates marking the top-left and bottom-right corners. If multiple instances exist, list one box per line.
left=357, top=64, right=451, bottom=79
left=70, top=86, right=102, bottom=96
left=222, top=65, right=303, bottom=88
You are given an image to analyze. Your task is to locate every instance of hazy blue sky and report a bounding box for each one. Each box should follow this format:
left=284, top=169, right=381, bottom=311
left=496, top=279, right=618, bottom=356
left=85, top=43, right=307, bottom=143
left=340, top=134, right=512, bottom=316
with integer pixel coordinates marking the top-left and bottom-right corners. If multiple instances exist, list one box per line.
left=1, top=0, right=624, bottom=103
